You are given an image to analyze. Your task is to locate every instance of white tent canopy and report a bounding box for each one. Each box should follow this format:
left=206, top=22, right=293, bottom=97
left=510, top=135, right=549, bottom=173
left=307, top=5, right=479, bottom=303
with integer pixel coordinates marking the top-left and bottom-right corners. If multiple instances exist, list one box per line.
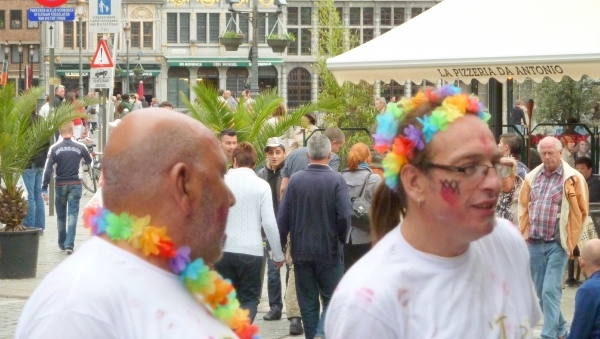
left=326, top=0, right=600, bottom=85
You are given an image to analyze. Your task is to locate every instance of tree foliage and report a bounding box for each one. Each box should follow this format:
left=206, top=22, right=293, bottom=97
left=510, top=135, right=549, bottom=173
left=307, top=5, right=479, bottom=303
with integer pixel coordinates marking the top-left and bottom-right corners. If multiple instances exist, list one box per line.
left=0, top=83, right=84, bottom=231
left=314, top=0, right=377, bottom=165
left=528, top=76, right=600, bottom=124
left=182, top=83, right=322, bottom=165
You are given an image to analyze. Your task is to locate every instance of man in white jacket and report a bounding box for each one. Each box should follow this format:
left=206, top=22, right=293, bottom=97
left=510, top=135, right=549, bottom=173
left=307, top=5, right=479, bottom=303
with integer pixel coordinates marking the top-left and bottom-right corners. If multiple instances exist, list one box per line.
left=215, top=141, right=285, bottom=323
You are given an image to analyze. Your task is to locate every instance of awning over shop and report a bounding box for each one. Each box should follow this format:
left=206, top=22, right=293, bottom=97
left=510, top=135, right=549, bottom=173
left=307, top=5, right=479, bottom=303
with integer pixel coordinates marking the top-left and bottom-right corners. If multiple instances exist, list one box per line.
left=326, top=0, right=600, bottom=85
left=167, top=57, right=283, bottom=67
left=57, top=66, right=161, bottom=77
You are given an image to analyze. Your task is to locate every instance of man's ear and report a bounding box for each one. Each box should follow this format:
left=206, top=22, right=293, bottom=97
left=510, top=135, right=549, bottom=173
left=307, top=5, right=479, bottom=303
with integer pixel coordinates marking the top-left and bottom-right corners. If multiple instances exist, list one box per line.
left=232, top=157, right=238, bottom=168
left=169, top=163, right=192, bottom=216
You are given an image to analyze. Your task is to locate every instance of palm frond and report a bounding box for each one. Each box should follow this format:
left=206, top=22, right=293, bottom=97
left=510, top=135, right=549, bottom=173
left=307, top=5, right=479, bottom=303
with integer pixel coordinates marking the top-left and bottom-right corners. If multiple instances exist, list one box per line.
left=0, top=84, right=83, bottom=198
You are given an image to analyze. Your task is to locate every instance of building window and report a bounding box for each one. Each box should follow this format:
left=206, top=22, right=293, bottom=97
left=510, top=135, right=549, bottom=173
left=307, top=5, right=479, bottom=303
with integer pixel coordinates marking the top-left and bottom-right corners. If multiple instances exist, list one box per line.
left=381, top=7, right=391, bottom=26
left=226, top=13, right=249, bottom=43
left=10, top=45, right=22, bottom=63
left=363, top=8, right=373, bottom=25
left=349, top=8, right=360, bottom=25
left=287, top=67, right=311, bottom=108
left=167, top=67, right=190, bottom=108
left=258, top=13, right=277, bottom=43
left=394, top=8, right=405, bottom=25
left=63, top=22, right=87, bottom=49
left=167, top=13, right=190, bottom=43
left=197, top=13, right=221, bottom=43
left=363, top=29, right=373, bottom=43
left=10, top=10, right=21, bottom=29
left=336, top=7, right=343, bottom=21
left=0, top=11, right=5, bottom=29
left=287, top=7, right=312, bottom=56
left=411, top=8, right=422, bottom=18
left=226, top=67, right=248, bottom=98
left=130, top=22, right=153, bottom=49
left=97, top=33, right=117, bottom=49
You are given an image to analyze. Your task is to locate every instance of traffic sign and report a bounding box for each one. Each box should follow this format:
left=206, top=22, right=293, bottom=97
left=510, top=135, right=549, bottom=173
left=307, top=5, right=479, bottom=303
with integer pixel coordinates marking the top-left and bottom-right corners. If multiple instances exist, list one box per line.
left=28, top=8, right=75, bottom=22
left=89, top=0, right=121, bottom=33
left=91, top=39, right=114, bottom=68
left=90, top=67, right=113, bottom=89
left=35, top=0, right=68, bottom=7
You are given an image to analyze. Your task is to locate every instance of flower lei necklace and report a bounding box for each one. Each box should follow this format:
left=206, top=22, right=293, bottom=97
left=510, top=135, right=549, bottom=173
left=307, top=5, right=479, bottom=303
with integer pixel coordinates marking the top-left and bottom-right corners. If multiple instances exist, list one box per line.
left=372, top=85, right=491, bottom=190
left=83, top=206, right=260, bottom=339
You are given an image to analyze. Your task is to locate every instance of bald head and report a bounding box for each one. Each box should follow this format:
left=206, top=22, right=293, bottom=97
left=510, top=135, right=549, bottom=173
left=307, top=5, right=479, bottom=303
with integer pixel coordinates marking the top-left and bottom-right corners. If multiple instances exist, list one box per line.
left=581, top=239, right=600, bottom=268
left=101, top=108, right=235, bottom=264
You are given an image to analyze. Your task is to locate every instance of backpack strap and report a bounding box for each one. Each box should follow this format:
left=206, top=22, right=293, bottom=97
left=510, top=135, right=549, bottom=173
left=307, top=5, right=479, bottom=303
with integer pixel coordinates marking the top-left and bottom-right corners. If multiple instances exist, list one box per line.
left=358, top=172, right=372, bottom=198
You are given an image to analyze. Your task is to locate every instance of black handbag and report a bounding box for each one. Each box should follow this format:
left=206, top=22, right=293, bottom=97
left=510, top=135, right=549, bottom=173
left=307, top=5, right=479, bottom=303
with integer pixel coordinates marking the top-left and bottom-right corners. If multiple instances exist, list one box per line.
left=351, top=172, right=372, bottom=232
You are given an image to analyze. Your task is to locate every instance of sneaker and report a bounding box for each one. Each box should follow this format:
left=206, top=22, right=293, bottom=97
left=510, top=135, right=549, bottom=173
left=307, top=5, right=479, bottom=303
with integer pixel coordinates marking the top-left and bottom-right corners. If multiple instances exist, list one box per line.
left=66, top=248, right=74, bottom=255
left=289, top=317, right=304, bottom=335
left=263, top=307, right=282, bottom=321
left=59, top=246, right=65, bottom=251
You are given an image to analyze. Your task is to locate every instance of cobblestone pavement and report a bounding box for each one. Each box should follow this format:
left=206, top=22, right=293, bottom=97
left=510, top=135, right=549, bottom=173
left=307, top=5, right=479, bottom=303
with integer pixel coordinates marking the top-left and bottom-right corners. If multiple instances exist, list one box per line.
left=0, top=190, right=580, bottom=338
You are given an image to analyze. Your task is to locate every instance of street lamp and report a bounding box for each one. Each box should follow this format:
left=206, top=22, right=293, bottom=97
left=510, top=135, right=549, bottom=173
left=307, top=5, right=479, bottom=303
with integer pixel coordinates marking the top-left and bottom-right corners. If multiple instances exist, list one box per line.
left=76, top=0, right=86, bottom=99
left=123, top=22, right=131, bottom=94
left=17, top=41, right=22, bottom=93
left=227, top=0, right=287, bottom=97
left=29, top=45, right=34, bottom=88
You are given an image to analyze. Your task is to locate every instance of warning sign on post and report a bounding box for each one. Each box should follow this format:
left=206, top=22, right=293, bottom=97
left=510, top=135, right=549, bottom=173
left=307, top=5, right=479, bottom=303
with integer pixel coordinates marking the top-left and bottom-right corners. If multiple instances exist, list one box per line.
left=90, top=67, right=113, bottom=89
left=91, top=39, right=114, bottom=68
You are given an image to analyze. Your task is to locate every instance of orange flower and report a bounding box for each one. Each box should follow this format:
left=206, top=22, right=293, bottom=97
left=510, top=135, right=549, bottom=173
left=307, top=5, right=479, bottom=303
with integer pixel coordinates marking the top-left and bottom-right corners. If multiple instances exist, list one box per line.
left=140, top=226, right=171, bottom=257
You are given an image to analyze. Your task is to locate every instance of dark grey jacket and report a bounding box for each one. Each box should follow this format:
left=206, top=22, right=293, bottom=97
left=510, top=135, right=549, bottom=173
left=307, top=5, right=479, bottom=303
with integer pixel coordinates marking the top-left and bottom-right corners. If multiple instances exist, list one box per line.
left=278, top=164, right=352, bottom=264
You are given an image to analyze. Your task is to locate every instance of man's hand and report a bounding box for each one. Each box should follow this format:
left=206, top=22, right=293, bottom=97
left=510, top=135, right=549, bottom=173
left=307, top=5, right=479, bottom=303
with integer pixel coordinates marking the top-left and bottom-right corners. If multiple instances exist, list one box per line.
left=41, top=192, right=49, bottom=202
left=274, top=260, right=285, bottom=269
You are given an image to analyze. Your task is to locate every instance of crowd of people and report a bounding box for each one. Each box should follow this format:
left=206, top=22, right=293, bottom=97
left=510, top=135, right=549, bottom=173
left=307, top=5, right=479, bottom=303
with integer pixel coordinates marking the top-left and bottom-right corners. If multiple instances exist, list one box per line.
left=14, top=84, right=600, bottom=339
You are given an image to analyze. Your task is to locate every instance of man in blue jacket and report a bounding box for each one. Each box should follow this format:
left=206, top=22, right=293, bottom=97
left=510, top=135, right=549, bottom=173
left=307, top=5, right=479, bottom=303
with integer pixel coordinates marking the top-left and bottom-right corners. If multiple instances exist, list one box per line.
left=278, top=134, right=352, bottom=339
left=42, top=122, right=92, bottom=254
left=568, top=238, right=600, bottom=339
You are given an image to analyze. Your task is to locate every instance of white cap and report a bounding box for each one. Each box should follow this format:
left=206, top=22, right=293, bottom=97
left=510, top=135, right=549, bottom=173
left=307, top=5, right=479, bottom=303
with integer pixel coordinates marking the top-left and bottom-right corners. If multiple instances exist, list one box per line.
left=109, top=119, right=121, bottom=128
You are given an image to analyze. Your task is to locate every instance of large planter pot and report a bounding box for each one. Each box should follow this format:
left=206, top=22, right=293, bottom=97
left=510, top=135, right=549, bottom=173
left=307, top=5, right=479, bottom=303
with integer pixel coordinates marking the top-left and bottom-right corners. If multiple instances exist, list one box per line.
left=267, top=39, right=292, bottom=53
left=0, top=228, right=40, bottom=279
left=133, top=69, right=144, bottom=76
left=219, top=37, right=244, bottom=51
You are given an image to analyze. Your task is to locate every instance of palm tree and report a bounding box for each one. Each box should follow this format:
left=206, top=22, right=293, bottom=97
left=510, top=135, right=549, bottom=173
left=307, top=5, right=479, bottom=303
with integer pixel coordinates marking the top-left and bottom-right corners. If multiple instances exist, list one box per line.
left=182, top=83, right=327, bottom=165
left=0, top=84, right=83, bottom=232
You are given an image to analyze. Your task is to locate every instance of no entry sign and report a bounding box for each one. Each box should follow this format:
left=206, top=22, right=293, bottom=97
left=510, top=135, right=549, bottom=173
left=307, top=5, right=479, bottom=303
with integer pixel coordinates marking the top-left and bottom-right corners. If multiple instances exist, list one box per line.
left=35, top=0, right=69, bottom=7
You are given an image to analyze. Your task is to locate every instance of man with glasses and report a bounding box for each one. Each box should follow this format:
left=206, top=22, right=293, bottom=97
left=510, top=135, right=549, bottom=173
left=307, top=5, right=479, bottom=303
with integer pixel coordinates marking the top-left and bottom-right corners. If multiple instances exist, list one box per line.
left=519, top=136, right=588, bottom=339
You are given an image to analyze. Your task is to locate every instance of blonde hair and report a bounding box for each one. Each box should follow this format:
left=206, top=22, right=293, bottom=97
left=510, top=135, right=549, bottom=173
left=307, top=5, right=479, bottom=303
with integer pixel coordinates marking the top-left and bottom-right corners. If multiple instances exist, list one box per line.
left=347, top=143, right=372, bottom=171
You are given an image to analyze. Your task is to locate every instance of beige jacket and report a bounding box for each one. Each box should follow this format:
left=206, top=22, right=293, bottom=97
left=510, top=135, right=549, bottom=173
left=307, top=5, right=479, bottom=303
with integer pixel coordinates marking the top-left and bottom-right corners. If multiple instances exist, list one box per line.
left=518, top=160, right=588, bottom=256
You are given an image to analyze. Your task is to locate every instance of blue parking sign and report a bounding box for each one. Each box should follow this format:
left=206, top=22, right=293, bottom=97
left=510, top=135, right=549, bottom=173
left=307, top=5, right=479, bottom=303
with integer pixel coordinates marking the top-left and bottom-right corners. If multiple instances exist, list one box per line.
left=98, top=0, right=111, bottom=15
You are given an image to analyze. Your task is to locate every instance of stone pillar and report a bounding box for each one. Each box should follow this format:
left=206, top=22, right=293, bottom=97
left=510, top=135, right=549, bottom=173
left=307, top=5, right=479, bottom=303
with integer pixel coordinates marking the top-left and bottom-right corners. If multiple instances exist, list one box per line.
left=280, top=64, right=287, bottom=106
left=404, top=79, right=412, bottom=98
left=189, top=67, right=198, bottom=102
left=219, top=67, right=228, bottom=90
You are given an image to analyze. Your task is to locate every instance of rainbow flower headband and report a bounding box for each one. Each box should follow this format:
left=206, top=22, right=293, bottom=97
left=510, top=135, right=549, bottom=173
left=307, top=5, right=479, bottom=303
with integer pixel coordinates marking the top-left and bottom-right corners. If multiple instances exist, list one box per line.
left=83, top=206, right=260, bottom=339
left=373, top=85, right=490, bottom=190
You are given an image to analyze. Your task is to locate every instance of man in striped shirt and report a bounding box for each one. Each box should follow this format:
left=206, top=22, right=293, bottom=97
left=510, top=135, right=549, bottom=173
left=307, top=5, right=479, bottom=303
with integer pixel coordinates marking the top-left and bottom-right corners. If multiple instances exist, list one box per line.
left=519, top=136, right=588, bottom=339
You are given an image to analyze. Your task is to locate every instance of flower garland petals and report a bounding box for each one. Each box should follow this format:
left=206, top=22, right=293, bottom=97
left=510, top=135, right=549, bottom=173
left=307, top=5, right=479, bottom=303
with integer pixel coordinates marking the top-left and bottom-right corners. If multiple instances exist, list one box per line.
left=83, top=207, right=261, bottom=339
left=404, top=125, right=424, bottom=151
left=416, top=115, right=440, bottom=143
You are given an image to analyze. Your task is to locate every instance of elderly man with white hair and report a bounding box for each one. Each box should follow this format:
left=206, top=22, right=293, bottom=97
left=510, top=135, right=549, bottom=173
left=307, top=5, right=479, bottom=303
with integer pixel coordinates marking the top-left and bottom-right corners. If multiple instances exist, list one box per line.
left=518, top=136, right=589, bottom=339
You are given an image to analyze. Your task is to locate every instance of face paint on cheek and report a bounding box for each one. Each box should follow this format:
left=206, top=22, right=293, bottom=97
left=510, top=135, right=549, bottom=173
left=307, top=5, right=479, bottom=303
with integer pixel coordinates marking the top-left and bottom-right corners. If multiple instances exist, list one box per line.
left=480, top=136, right=493, bottom=157
left=440, top=179, right=461, bottom=206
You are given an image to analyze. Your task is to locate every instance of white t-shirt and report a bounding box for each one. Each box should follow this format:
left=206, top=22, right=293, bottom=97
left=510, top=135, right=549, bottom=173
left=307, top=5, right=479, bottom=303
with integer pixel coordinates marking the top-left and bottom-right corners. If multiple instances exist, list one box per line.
left=325, top=218, right=541, bottom=339
left=16, top=237, right=238, bottom=339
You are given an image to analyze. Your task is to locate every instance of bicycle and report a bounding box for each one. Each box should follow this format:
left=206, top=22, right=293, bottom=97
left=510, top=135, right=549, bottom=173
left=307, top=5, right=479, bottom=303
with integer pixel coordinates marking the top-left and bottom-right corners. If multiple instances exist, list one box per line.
left=81, top=143, right=101, bottom=194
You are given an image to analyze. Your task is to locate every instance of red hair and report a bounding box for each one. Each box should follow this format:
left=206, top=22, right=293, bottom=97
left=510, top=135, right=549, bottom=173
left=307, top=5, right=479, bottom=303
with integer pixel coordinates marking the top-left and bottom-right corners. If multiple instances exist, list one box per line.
left=347, top=143, right=372, bottom=171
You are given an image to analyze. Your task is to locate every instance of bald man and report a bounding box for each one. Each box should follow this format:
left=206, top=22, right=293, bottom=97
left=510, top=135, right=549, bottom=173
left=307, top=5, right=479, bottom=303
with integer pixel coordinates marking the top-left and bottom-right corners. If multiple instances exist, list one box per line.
left=568, top=239, right=600, bottom=339
left=16, top=109, right=238, bottom=339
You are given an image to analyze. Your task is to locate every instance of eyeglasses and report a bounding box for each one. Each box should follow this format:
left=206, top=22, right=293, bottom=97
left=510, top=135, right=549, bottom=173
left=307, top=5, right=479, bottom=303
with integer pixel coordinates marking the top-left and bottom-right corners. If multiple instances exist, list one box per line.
left=425, top=162, right=512, bottom=179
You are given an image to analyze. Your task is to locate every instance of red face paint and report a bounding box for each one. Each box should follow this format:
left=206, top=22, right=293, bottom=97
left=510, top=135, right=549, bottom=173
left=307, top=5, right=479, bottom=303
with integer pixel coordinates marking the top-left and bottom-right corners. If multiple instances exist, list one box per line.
left=440, top=179, right=460, bottom=206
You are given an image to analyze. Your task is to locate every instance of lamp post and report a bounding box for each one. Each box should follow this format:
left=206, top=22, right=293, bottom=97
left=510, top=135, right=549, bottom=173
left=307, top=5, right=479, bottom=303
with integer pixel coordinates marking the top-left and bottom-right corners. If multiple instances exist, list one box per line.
left=17, top=41, right=22, bottom=93
left=123, top=22, right=131, bottom=94
left=227, top=0, right=286, bottom=97
left=76, top=0, right=85, bottom=99
left=29, top=45, right=34, bottom=88
left=591, top=104, right=600, bottom=173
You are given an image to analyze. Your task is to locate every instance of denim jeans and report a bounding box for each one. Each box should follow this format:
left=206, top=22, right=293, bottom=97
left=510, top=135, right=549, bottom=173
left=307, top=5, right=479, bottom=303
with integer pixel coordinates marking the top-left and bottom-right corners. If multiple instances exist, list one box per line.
left=265, top=241, right=283, bottom=310
left=214, top=252, right=263, bottom=323
left=55, top=184, right=82, bottom=250
left=22, top=166, right=45, bottom=230
left=295, top=261, right=344, bottom=339
left=529, top=241, right=568, bottom=339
